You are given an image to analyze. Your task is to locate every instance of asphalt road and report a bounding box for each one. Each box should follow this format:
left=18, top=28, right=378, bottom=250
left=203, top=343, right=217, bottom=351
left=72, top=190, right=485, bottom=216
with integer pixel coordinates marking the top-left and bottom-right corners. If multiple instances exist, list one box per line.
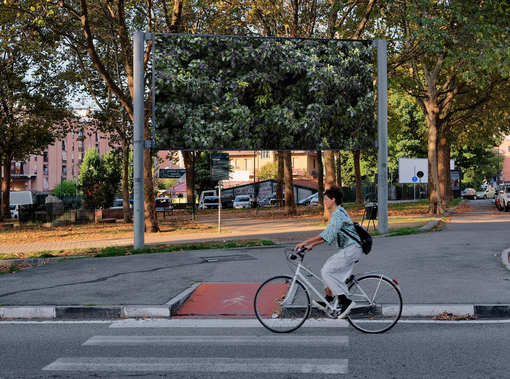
left=1, top=319, right=509, bottom=378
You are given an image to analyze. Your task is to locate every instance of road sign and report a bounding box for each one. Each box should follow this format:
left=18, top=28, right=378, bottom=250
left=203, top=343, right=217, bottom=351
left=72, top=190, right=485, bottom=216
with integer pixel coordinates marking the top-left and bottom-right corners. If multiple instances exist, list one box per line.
left=211, top=153, right=230, bottom=181
left=417, top=171, right=424, bottom=178
left=159, top=169, right=186, bottom=179
left=412, top=176, right=418, bottom=183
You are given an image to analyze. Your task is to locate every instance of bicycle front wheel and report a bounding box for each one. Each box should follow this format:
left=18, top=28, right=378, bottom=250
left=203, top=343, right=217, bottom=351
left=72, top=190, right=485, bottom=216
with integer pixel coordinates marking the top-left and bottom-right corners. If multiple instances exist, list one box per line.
left=347, top=275, right=403, bottom=334
left=254, top=275, right=311, bottom=333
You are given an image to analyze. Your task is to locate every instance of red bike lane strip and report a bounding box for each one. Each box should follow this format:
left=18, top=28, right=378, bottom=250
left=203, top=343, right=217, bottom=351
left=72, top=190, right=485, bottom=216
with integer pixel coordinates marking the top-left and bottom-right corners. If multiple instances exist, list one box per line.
left=174, top=283, right=264, bottom=317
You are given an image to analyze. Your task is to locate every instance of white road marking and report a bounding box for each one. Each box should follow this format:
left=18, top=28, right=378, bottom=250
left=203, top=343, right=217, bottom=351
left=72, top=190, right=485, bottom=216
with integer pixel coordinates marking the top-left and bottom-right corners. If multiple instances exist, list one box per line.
left=82, top=335, right=349, bottom=346
left=109, top=318, right=349, bottom=328
left=42, top=357, right=348, bottom=374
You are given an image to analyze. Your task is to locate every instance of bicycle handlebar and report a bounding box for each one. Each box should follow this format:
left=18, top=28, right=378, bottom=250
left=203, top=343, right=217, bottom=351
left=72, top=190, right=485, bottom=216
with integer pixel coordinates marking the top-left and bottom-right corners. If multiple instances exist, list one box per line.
left=289, top=246, right=307, bottom=261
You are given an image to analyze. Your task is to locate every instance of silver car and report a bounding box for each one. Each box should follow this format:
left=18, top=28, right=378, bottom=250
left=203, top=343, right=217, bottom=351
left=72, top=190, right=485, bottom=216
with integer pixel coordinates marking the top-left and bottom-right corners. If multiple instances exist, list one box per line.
left=233, top=195, right=251, bottom=209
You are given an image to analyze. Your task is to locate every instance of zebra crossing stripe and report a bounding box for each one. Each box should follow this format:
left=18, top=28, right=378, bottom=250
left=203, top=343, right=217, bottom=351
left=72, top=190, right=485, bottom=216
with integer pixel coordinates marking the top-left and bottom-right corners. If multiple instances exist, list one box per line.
left=43, top=357, right=348, bottom=374
left=82, top=335, right=349, bottom=346
left=109, top=318, right=349, bottom=328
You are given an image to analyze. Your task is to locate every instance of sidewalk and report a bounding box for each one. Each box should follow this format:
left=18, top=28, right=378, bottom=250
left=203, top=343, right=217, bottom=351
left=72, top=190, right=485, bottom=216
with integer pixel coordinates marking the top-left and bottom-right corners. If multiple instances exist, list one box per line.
left=1, top=200, right=510, bottom=320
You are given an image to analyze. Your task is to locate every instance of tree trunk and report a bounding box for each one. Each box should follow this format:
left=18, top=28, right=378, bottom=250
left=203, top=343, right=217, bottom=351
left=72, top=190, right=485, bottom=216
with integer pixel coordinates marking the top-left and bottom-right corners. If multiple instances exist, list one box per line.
left=1, top=153, right=13, bottom=220
left=144, top=117, right=159, bottom=232
left=353, top=150, right=363, bottom=204
left=438, top=125, right=453, bottom=206
left=425, top=104, right=446, bottom=214
left=284, top=151, right=296, bottom=215
left=276, top=152, right=284, bottom=206
left=121, top=140, right=132, bottom=223
left=182, top=151, right=194, bottom=207
left=317, top=150, right=324, bottom=206
left=335, top=151, right=342, bottom=186
left=323, top=150, right=336, bottom=221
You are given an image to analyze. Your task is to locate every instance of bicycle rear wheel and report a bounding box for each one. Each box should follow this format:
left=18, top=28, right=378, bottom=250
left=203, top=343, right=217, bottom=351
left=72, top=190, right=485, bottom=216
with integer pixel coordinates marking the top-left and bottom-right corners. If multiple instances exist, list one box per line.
left=347, top=275, right=402, bottom=333
left=254, top=275, right=311, bottom=333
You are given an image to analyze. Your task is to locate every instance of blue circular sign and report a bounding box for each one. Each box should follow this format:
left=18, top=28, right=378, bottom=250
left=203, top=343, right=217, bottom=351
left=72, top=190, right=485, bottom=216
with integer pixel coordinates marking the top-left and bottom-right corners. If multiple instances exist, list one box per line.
left=412, top=176, right=418, bottom=183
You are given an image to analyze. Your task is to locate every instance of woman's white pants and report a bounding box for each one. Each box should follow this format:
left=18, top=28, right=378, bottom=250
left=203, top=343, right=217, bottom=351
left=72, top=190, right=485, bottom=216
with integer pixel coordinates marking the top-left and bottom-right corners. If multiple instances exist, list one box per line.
left=320, top=243, right=364, bottom=296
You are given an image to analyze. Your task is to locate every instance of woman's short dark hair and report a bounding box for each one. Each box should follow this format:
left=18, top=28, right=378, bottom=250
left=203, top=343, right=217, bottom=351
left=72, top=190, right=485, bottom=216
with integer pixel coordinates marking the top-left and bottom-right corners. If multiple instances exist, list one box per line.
left=324, top=184, right=344, bottom=206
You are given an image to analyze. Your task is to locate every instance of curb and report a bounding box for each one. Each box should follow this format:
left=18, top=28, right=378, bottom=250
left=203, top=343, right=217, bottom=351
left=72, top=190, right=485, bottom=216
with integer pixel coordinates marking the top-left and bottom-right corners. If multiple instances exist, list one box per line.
left=2, top=303, right=510, bottom=321
left=418, top=201, right=460, bottom=233
left=502, top=247, right=510, bottom=271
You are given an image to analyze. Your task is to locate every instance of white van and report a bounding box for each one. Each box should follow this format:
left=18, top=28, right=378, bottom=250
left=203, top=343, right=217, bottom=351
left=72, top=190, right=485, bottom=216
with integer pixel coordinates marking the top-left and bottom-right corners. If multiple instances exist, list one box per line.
left=10, top=191, right=33, bottom=206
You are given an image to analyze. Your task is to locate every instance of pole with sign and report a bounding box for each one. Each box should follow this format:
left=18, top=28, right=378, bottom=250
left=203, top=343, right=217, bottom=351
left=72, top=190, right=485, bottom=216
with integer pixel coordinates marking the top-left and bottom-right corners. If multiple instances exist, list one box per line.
left=211, top=154, right=230, bottom=233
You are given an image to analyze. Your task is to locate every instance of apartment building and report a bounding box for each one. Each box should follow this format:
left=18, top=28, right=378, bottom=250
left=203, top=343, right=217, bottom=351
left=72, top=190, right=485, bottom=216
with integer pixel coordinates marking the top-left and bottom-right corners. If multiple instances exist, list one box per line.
left=228, top=150, right=320, bottom=180
left=8, top=108, right=111, bottom=192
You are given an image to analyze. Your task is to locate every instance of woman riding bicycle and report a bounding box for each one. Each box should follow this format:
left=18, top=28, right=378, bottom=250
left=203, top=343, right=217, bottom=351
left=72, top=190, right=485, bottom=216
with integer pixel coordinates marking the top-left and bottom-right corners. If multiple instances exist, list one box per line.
left=294, top=184, right=362, bottom=319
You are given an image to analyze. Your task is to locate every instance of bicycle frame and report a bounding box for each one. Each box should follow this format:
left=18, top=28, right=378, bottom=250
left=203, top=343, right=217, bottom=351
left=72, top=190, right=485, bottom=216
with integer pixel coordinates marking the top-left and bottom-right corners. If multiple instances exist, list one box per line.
left=282, top=256, right=386, bottom=312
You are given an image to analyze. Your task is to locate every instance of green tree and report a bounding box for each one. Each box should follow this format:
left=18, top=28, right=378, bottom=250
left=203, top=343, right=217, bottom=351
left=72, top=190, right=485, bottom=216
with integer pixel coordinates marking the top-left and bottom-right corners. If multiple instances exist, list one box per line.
left=258, top=162, right=278, bottom=180
left=0, top=7, right=74, bottom=219
left=51, top=180, right=78, bottom=197
left=389, top=0, right=510, bottom=213
left=79, top=148, right=122, bottom=209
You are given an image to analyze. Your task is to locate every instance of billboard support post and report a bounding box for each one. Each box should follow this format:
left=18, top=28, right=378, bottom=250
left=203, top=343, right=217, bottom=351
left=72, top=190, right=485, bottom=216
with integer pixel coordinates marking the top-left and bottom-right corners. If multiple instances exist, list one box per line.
left=133, top=31, right=145, bottom=249
left=376, top=40, right=388, bottom=235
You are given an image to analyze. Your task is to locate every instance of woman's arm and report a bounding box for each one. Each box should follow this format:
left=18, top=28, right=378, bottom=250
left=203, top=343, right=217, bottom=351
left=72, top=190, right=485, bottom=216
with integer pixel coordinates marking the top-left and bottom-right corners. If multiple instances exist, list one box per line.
left=294, top=235, right=324, bottom=251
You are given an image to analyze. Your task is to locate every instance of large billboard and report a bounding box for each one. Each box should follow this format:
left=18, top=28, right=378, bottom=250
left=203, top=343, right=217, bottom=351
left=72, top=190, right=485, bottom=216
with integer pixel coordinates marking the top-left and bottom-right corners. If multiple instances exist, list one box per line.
left=154, top=34, right=375, bottom=151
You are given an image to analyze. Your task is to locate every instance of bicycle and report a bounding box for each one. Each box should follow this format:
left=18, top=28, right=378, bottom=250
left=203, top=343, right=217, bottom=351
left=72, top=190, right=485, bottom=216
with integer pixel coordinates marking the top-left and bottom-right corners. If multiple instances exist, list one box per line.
left=253, top=247, right=403, bottom=334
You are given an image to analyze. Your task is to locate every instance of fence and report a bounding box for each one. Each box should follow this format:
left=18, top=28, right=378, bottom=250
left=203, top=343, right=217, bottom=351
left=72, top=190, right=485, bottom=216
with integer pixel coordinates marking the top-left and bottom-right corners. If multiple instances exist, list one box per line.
left=19, top=204, right=94, bottom=224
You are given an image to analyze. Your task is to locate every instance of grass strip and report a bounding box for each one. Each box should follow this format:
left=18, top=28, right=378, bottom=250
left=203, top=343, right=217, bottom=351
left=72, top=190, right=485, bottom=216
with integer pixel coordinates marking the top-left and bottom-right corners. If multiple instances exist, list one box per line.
left=0, top=240, right=277, bottom=274
left=95, top=239, right=276, bottom=258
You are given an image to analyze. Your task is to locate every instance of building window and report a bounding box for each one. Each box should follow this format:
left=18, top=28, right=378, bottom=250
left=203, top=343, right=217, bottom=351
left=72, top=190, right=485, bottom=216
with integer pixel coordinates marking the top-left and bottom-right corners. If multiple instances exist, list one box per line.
left=62, top=165, right=67, bottom=175
left=34, top=164, right=37, bottom=174
left=95, top=132, right=99, bottom=142
left=43, top=165, right=49, bottom=175
left=43, top=151, right=48, bottom=162
left=62, top=152, right=67, bottom=162
left=78, top=140, right=83, bottom=149
left=34, top=155, right=37, bottom=161
left=78, top=130, right=83, bottom=138
left=43, top=177, right=49, bottom=190
left=262, top=151, right=270, bottom=159
left=95, top=144, right=99, bottom=154
left=72, top=153, right=74, bottom=163
left=62, top=140, right=67, bottom=150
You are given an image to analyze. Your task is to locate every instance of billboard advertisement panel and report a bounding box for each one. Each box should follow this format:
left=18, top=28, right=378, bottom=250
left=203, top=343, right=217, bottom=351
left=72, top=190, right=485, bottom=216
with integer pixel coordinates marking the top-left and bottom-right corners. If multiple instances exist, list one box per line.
left=154, top=34, right=375, bottom=151
left=398, top=158, right=455, bottom=184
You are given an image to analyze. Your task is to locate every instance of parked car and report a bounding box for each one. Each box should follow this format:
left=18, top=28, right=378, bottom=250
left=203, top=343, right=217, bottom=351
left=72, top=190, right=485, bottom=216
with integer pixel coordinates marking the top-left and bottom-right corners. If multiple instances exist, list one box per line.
left=498, top=183, right=510, bottom=212
left=310, top=192, right=320, bottom=206
left=200, top=196, right=220, bottom=209
left=475, top=187, right=496, bottom=199
left=298, top=193, right=318, bottom=206
left=297, top=194, right=313, bottom=206
left=155, top=197, right=173, bottom=211
left=269, top=192, right=285, bottom=206
left=10, top=204, right=19, bottom=219
left=258, top=195, right=272, bottom=207
left=233, top=195, right=252, bottom=209
left=461, top=188, right=476, bottom=199
left=110, top=199, right=133, bottom=209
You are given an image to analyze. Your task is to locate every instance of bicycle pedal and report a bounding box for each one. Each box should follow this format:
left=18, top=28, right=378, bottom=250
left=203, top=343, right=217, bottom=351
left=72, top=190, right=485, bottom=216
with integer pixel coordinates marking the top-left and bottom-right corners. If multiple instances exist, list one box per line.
left=325, top=309, right=338, bottom=319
